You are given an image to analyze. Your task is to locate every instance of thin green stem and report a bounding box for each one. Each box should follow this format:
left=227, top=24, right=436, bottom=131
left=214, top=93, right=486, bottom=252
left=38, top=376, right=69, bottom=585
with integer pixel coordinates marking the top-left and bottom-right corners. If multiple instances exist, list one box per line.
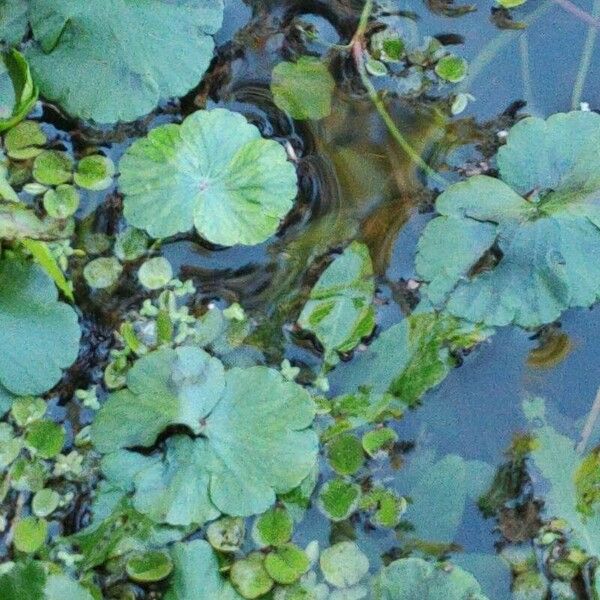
left=571, top=0, right=600, bottom=109
left=519, top=33, right=536, bottom=111
left=350, top=0, right=447, bottom=187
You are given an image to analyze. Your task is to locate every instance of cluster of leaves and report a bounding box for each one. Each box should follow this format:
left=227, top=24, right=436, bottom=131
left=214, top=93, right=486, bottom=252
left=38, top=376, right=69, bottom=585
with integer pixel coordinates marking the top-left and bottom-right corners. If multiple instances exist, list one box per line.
left=0, top=0, right=225, bottom=123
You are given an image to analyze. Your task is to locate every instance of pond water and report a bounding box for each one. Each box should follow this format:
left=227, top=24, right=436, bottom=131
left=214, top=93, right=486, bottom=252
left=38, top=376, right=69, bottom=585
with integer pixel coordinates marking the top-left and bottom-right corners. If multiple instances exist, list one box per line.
left=3, top=0, right=600, bottom=598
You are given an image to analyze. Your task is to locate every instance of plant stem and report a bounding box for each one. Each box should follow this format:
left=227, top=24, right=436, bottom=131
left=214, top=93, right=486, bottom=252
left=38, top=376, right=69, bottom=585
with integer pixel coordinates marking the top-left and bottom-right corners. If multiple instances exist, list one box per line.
left=577, top=385, right=600, bottom=454
left=350, top=0, right=448, bottom=187
left=459, top=1, right=554, bottom=92
left=571, top=0, right=600, bottom=108
left=553, top=0, right=600, bottom=27
left=519, top=33, right=536, bottom=112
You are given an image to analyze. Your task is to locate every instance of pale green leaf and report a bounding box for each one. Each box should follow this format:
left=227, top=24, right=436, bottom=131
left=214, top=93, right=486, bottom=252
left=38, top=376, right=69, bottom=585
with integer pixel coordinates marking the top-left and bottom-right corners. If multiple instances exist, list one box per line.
left=0, top=256, right=80, bottom=395
left=0, top=49, right=37, bottom=132
left=165, top=540, right=243, bottom=600
left=120, top=108, right=297, bottom=246
left=0, top=0, right=28, bottom=45
left=271, top=57, right=335, bottom=120
left=298, top=241, right=375, bottom=361
left=25, top=0, right=224, bottom=123
left=371, top=557, right=489, bottom=599
left=417, top=111, right=600, bottom=328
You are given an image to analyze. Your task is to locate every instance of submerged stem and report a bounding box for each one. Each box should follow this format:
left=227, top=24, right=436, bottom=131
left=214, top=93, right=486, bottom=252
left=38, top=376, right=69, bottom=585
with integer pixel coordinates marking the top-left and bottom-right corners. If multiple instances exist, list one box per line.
left=577, top=385, right=600, bottom=454
left=350, top=0, right=448, bottom=187
left=571, top=0, right=600, bottom=108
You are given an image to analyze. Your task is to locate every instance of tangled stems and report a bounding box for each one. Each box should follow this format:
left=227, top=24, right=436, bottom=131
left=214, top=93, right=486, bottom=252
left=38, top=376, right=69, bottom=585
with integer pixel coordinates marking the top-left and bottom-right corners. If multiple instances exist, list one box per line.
left=349, top=0, right=449, bottom=187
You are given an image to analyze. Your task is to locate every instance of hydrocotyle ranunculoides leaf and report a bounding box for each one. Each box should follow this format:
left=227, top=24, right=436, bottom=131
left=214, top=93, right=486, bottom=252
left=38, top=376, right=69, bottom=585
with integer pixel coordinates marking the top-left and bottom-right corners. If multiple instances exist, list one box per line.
left=165, top=540, right=243, bottom=600
left=271, top=56, right=335, bottom=121
left=91, top=348, right=318, bottom=525
left=371, top=557, right=489, bottom=600
left=329, top=312, right=488, bottom=406
left=119, top=108, right=298, bottom=246
left=298, top=241, right=375, bottom=362
left=416, top=111, right=600, bottom=328
left=24, top=0, right=224, bottom=123
left=0, top=256, right=80, bottom=395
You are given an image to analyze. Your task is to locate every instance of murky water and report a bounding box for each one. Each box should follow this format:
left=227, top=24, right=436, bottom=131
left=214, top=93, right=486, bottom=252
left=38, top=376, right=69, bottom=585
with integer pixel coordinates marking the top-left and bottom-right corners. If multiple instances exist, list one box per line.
left=9, top=1, right=600, bottom=596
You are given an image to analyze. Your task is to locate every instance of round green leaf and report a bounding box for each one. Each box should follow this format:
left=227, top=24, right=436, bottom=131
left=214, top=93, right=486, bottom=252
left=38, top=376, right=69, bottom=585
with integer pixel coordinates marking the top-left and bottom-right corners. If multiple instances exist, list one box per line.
left=252, top=507, right=293, bottom=547
left=206, top=516, right=246, bottom=553
left=371, top=557, right=489, bottom=599
left=13, top=516, right=48, bottom=553
left=114, top=227, right=149, bottom=261
left=416, top=111, right=600, bottom=328
left=320, top=541, right=369, bottom=588
left=327, top=434, right=364, bottom=476
left=25, top=420, right=65, bottom=458
left=230, top=553, right=274, bottom=599
left=435, top=55, right=468, bottom=83
left=0, top=49, right=38, bottom=132
left=83, top=257, right=123, bottom=290
left=120, top=108, right=298, bottom=246
left=264, top=544, right=310, bottom=584
left=126, top=550, right=173, bottom=583
left=93, top=353, right=318, bottom=526
left=138, top=257, right=173, bottom=290
left=32, top=488, right=60, bottom=517
left=0, top=257, right=80, bottom=395
left=362, top=427, right=398, bottom=457
left=11, top=397, right=46, bottom=427
left=33, top=150, right=73, bottom=186
left=5, top=121, right=47, bottom=159
left=271, top=56, right=335, bottom=121
left=166, top=540, right=242, bottom=600
left=43, top=185, right=80, bottom=219
left=25, top=0, right=224, bottom=123
left=317, top=478, right=361, bottom=521
left=74, top=155, right=115, bottom=191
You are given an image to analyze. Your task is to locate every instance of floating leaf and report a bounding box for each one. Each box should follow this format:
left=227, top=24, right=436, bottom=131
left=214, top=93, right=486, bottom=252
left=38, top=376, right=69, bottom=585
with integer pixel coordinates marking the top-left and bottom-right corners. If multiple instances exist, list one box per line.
left=43, top=185, right=80, bottom=219
left=32, top=150, right=73, bottom=186
left=120, top=108, right=297, bottom=246
left=362, top=427, right=398, bottom=457
left=92, top=346, right=225, bottom=451
left=326, top=434, right=364, bottom=476
left=166, top=540, right=242, bottom=600
left=13, top=516, right=48, bottom=553
left=371, top=557, right=489, bottom=599
left=525, top=398, right=600, bottom=556
left=24, top=420, right=65, bottom=458
left=0, top=256, right=80, bottom=395
left=231, top=553, right=274, bottom=599
left=264, top=544, right=310, bottom=584
left=330, top=312, right=488, bottom=406
left=435, top=55, right=468, bottom=83
left=0, top=204, right=73, bottom=242
left=44, top=575, right=95, bottom=600
left=417, top=111, right=600, bottom=328
left=252, top=507, right=293, bottom=548
left=93, top=353, right=317, bottom=524
left=83, top=257, right=123, bottom=290
left=32, top=488, right=60, bottom=517
left=0, top=0, right=28, bottom=46
left=0, top=560, right=46, bottom=600
left=317, top=478, right=362, bottom=521
left=138, top=257, right=173, bottom=290
left=298, top=241, right=375, bottom=361
left=271, top=57, right=335, bottom=120
left=126, top=550, right=173, bottom=583
left=0, top=49, right=37, bottom=132
left=114, top=227, right=149, bottom=262
left=319, top=541, right=369, bottom=588
left=25, top=0, right=224, bottom=123
left=74, top=155, right=115, bottom=191
left=4, top=121, right=46, bottom=160
left=207, top=516, right=246, bottom=553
